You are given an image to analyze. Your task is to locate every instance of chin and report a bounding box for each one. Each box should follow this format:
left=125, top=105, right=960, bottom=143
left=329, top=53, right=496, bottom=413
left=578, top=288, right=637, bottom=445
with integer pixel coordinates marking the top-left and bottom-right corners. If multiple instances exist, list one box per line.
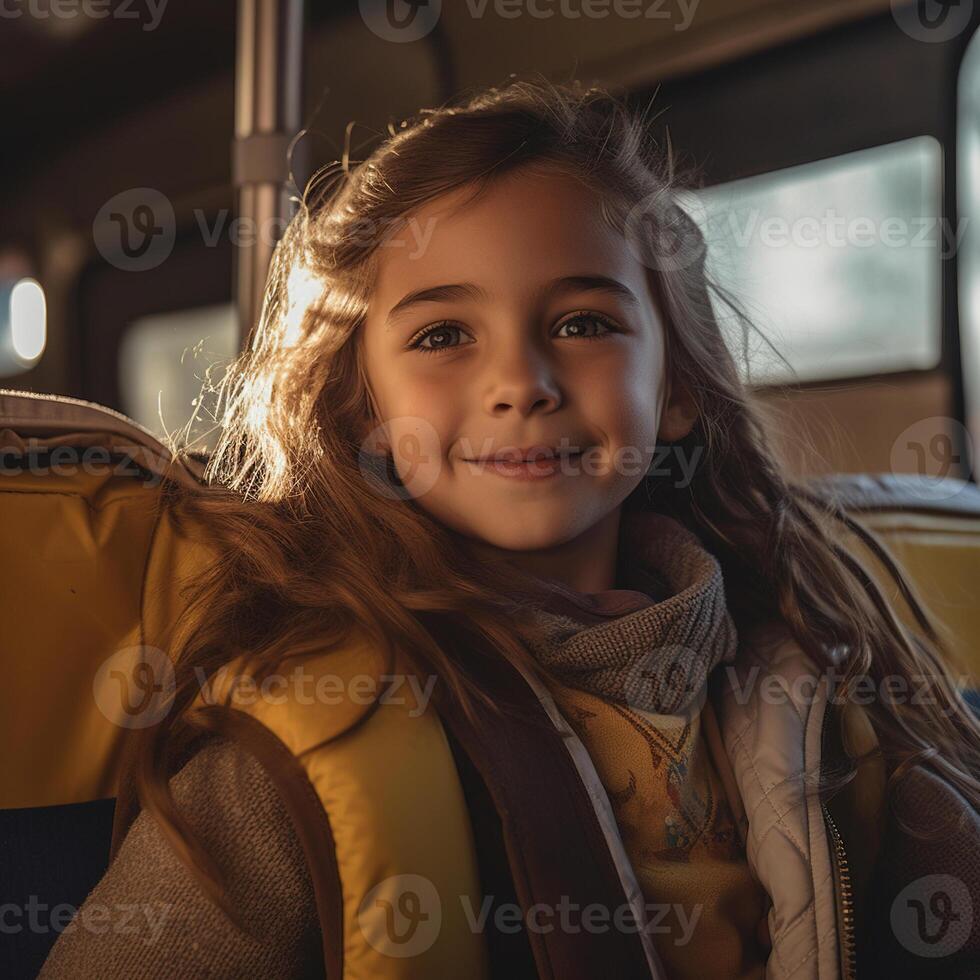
left=466, top=512, right=584, bottom=554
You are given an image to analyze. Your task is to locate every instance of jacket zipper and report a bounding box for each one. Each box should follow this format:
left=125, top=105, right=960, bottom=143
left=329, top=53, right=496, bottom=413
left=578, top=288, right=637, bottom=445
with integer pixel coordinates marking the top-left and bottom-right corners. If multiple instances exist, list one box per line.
left=820, top=704, right=857, bottom=980
left=822, top=803, right=857, bottom=980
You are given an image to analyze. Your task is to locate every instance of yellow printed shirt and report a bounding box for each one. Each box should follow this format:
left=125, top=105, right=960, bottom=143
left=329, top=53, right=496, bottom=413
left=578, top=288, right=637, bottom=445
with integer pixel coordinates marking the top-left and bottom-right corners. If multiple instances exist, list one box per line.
left=546, top=679, right=769, bottom=980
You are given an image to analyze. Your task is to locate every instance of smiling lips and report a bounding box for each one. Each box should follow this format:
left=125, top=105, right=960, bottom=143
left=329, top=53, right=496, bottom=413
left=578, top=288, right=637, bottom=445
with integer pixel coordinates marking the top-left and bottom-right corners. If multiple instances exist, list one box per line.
left=466, top=444, right=584, bottom=464
left=462, top=444, right=585, bottom=481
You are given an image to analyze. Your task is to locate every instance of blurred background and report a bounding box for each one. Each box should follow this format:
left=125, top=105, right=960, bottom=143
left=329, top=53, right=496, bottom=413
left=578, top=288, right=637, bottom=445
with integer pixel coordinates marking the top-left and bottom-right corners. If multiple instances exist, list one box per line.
left=1, top=0, right=978, bottom=483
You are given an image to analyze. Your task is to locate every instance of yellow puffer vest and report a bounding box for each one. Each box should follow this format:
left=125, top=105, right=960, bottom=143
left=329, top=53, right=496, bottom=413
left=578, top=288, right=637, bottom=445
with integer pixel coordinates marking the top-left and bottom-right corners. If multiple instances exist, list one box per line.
left=4, top=389, right=980, bottom=979
left=184, top=638, right=494, bottom=979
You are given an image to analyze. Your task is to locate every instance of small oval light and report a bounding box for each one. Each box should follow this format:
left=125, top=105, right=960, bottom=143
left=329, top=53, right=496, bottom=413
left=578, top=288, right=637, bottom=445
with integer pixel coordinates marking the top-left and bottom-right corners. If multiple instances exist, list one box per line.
left=8, top=278, right=47, bottom=365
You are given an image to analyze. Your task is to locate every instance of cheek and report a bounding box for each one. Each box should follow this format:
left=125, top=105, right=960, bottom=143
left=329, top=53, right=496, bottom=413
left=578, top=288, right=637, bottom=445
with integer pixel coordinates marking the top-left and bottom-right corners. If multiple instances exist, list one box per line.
left=387, top=372, right=458, bottom=433
left=382, top=414, right=449, bottom=502
left=363, top=338, right=446, bottom=424
left=382, top=377, right=460, bottom=473
left=590, top=345, right=664, bottom=444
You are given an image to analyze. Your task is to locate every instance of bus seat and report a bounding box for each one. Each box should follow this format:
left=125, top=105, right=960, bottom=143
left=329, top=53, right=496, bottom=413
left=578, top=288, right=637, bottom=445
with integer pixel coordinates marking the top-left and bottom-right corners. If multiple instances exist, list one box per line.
left=808, top=472, right=980, bottom=686
left=1, top=390, right=978, bottom=975
left=0, top=388, right=214, bottom=979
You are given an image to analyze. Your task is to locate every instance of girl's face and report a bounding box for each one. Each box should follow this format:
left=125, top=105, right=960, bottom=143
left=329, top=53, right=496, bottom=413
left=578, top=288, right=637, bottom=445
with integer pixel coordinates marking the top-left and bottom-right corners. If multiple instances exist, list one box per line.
left=360, top=165, right=693, bottom=584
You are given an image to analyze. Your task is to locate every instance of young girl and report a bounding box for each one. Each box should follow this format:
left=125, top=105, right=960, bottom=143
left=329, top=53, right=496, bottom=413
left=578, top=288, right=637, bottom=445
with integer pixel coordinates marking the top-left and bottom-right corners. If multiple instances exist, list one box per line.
left=40, top=77, right=980, bottom=980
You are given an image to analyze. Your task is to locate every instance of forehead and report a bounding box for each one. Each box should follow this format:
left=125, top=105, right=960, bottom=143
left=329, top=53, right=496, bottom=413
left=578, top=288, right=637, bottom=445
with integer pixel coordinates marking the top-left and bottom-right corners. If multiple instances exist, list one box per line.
left=366, top=167, right=653, bottom=314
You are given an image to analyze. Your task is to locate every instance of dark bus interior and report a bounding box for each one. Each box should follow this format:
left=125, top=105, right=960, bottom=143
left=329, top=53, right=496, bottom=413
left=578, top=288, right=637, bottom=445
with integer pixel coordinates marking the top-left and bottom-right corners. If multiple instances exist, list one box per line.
left=3, top=2, right=980, bottom=976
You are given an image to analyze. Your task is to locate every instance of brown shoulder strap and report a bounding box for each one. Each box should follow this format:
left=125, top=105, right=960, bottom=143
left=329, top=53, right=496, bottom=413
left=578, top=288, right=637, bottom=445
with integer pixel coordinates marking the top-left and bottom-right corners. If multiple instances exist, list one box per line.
left=444, top=725, right=540, bottom=978
left=435, top=651, right=661, bottom=979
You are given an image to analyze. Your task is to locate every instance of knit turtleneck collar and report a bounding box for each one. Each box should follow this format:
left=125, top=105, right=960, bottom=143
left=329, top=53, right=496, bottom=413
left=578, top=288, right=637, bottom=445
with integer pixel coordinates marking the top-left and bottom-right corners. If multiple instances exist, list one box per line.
left=518, top=508, right=738, bottom=718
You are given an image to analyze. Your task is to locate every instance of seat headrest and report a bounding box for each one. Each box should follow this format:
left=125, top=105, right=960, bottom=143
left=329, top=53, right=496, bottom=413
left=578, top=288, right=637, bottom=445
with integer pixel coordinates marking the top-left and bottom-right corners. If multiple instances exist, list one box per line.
left=0, top=387, right=205, bottom=489
left=807, top=472, right=980, bottom=518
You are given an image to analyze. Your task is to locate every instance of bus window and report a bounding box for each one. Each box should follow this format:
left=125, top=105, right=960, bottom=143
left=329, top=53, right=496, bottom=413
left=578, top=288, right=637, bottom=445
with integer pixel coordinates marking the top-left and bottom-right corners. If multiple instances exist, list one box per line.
left=118, top=302, right=237, bottom=449
left=693, top=136, right=943, bottom=385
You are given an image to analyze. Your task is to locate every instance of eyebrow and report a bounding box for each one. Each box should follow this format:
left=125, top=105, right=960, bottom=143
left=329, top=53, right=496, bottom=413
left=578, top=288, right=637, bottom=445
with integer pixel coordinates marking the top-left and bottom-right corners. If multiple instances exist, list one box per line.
left=384, top=275, right=640, bottom=328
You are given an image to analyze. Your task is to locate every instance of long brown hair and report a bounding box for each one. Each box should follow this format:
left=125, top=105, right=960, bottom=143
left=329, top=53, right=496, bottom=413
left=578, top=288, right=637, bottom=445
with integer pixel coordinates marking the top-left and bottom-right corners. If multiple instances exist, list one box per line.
left=137, top=75, right=980, bottom=931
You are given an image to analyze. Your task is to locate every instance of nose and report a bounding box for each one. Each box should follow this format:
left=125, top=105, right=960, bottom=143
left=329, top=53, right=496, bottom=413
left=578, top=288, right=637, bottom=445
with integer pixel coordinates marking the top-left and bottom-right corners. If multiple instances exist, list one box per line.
left=482, top=331, right=562, bottom=417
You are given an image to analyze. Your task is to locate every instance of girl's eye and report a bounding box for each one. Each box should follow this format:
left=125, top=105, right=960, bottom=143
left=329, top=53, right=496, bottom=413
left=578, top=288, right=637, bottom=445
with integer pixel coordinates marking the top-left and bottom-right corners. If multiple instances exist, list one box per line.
left=407, top=322, right=471, bottom=356
left=406, top=312, right=618, bottom=357
left=555, top=312, right=618, bottom=341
